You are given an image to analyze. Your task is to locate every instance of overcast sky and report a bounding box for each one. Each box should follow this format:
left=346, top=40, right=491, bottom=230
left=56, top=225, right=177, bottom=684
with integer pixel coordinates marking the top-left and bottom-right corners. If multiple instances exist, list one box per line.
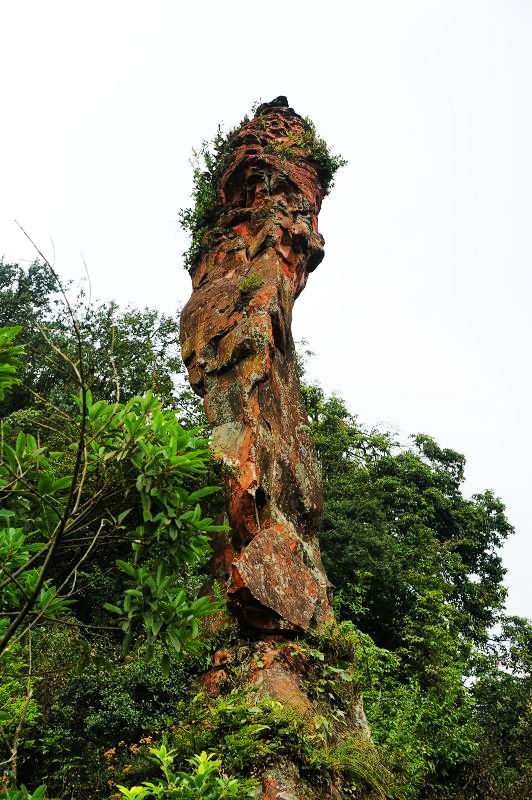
left=1, top=1, right=530, bottom=618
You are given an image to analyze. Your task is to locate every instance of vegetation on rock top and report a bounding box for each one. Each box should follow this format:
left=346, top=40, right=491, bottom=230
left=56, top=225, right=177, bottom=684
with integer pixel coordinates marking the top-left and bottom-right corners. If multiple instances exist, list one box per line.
left=178, top=102, right=346, bottom=271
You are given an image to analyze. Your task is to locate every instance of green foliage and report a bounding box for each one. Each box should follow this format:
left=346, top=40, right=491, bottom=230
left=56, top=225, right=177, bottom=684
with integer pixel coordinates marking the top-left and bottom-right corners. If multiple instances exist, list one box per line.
left=364, top=666, right=480, bottom=798
left=304, top=385, right=513, bottom=653
left=298, top=378, right=531, bottom=798
left=0, top=426, right=77, bottom=645
left=301, top=117, right=348, bottom=193
left=142, top=689, right=396, bottom=799
left=38, top=631, right=191, bottom=739
left=307, top=738, right=393, bottom=800
left=306, top=620, right=398, bottom=689
left=0, top=785, right=47, bottom=799
left=300, top=595, right=480, bottom=797
left=0, top=315, right=225, bottom=793
left=87, top=391, right=225, bottom=662
left=237, top=272, right=263, bottom=298
left=0, top=261, right=197, bottom=415
left=449, top=616, right=532, bottom=800
left=0, top=260, right=59, bottom=331
left=0, top=327, right=24, bottom=402
left=266, top=117, right=347, bottom=194
left=116, top=746, right=257, bottom=799
left=0, top=378, right=224, bottom=662
left=0, top=643, right=40, bottom=774
left=178, top=128, right=232, bottom=271
left=20, top=625, right=205, bottom=797
left=160, top=689, right=289, bottom=772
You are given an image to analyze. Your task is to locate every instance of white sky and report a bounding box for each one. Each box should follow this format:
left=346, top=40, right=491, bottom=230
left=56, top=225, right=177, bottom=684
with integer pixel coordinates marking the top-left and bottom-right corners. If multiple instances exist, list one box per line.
left=1, top=1, right=530, bottom=618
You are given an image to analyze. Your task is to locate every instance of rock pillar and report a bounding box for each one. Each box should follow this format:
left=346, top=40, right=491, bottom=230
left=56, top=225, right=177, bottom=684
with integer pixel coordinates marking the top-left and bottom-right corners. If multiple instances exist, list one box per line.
left=180, top=98, right=374, bottom=799
left=180, top=97, right=332, bottom=635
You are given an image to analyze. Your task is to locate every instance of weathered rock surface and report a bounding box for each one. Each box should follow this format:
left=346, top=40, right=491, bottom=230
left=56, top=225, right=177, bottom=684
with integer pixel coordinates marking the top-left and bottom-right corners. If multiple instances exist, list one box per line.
left=181, top=97, right=333, bottom=633
left=198, top=639, right=371, bottom=798
left=179, top=99, right=375, bottom=798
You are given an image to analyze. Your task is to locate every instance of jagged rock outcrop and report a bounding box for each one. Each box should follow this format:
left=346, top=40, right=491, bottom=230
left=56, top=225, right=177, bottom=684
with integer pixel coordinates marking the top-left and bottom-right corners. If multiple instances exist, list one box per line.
left=180, top=99, right=372, bottom=798
left=180, top=97, right=333, bottom=634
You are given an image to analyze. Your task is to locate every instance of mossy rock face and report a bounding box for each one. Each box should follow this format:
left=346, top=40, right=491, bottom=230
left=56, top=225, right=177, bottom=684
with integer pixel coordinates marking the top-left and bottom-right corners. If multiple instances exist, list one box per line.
left=238, top=272, right=264, bottom=297
left=185, top=636, right=392, bottom=799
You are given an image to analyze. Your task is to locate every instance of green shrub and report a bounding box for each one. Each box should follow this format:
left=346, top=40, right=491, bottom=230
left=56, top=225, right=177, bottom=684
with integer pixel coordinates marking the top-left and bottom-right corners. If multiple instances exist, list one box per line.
left=265, top=117, right=347, bottom=195
left=178, top=129, right=233, bottom=271
left=0, top=644, right=40, bottom=756
left=116, top=745, right=257, bottom=799
left=152, top=689, right=395, bottom=798
left=237, top=272, right=263, bottom=298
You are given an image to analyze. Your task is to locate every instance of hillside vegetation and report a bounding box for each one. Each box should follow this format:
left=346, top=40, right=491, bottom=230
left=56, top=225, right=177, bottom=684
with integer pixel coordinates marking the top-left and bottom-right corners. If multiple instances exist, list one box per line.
left=0, top=261, right=530, bottom=799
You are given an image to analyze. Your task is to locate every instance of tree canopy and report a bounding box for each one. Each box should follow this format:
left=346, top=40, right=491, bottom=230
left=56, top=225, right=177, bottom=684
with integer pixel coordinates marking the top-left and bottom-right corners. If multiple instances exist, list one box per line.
left=302, top=384, right=529, bottom=799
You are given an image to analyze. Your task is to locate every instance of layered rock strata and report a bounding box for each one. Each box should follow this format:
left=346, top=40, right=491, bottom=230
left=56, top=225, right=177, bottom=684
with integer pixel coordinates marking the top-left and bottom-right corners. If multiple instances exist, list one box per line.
left=180, top=97, right=333, bottom=634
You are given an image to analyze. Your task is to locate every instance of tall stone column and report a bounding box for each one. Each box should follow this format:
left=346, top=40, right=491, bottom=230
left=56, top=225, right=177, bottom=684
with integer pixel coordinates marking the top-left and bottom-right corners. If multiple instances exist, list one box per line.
left=180, top=97, right=332, bottom=635
left=180, top=98, right=372, bottom=799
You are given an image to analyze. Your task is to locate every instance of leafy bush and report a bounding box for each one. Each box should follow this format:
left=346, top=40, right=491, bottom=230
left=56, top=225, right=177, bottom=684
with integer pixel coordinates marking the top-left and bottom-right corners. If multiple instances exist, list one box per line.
left=0, top=388, right=225, bottom=665
left=0, top=315, right=225, bottom=795
left=146, top=689, right=396, bottom=798
left=178, top=128, right=231, bottom=271
left=266, top=118, right=347, bottom=195
left=0, top=327, right=24, bottom=401
left=19, top=628, right=200, bottom=797
left=116, top=745, right=257, bottom=799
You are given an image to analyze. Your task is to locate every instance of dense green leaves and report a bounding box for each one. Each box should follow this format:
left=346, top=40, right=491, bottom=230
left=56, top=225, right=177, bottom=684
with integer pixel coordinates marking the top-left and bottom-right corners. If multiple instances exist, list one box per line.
left=305, top=387, right=513, bottom=652
left=0, top=309, right=224, bottom=794
left=0, top=386, right=224, bottom=662
left=0, top=785, right=47, bottom=800
left=0, top=261, right=200, bottom=416
left=116, top=746, right=257, bottom=799
left=302, top=383, right=529, bottom=799
left=178, top=127, right=232, bottom=271
left=0, top=327, right=24, bottom=401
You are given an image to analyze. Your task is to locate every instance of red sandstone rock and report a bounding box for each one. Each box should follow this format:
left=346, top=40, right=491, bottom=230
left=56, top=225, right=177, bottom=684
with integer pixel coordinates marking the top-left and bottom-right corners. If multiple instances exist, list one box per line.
left=181, top=97, right=333, bottom=633
left=179, top=99, right=370, bottom=797
left=251, top=665, right=314, bottom=719
left=212, top=648, right=232, bottom=667
left=229, top=526, right=328, bottom=631
left=199, top=667, right=227, bottom=696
